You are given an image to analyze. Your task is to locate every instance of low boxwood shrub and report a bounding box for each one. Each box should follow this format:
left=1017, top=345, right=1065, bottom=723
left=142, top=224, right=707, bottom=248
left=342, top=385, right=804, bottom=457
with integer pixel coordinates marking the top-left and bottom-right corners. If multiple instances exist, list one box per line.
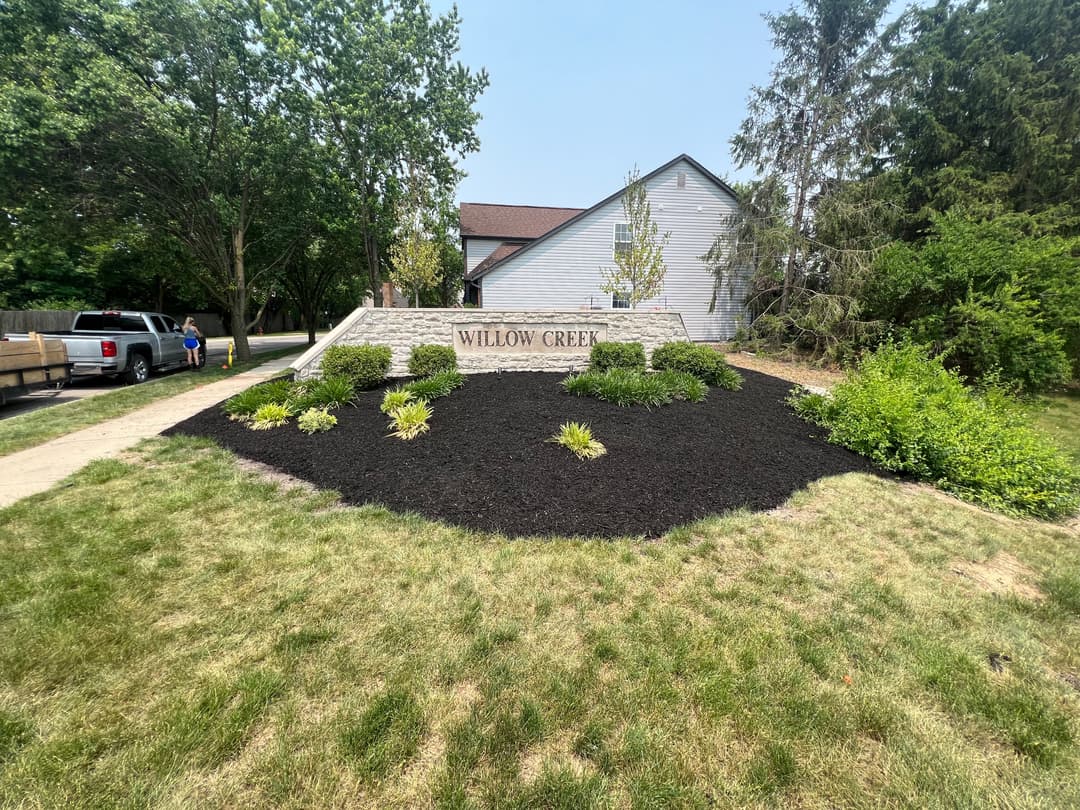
left=297, top=407, right=337, bottom=434
left=790, top=342, right=1080, bottom=519
left=321, top=344, right=391, bottom=390
left=590, top=341, right=646, bottom=373
left=408, top=344, right=458, bottom=377
left=651, top=342, right=742, bottom=390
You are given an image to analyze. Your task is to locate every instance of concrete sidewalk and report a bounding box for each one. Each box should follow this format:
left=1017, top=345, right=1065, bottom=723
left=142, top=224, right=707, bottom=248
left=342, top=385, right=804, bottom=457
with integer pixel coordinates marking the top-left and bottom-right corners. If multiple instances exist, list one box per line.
left=0, top=353, right=299, bottom=509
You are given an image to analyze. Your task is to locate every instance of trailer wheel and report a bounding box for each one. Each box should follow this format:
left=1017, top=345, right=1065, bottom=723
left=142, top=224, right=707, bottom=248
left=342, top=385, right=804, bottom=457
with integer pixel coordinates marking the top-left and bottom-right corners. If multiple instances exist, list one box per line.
left=124, top=352, right=150, bottom=385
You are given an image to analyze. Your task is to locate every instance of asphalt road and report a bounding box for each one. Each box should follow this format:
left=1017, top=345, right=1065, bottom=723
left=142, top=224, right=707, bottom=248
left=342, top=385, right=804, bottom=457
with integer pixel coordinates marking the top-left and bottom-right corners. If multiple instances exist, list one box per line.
left=0, top=333, right=317, bottom=420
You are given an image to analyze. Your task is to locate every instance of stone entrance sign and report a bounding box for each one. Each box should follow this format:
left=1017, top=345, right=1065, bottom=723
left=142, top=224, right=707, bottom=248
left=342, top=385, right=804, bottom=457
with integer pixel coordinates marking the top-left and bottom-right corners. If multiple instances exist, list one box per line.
left=453, top=322, right=609, bottom=354
left=291, top=308, right=690, bottom=377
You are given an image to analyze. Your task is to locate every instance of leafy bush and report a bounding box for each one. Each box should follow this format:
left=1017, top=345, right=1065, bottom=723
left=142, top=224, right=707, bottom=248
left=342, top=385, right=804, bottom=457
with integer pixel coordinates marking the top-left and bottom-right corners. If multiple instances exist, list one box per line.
left=790, top=343, right=1080, bottom=519
left=249, top=402, right=291, bottom=430
left=321, top=344, right=392, bottom=390
left=589, top=341, right=646, bottom=373
left=387, top=399, right=432, bottom=440
left=408, top=344, right=458, bottom=377
left=404, top=370, right=465, bottom=401
left=223, top=378, right=294, bottom=421
left=550, top=422, right=606, bottom=460
left=381, top=387, right=416, bottom=415
left=562, top=369, right=672, bottom=408
left=651, top=342, right=743, bottom=390
left=297, top=407, right=338, bottom=434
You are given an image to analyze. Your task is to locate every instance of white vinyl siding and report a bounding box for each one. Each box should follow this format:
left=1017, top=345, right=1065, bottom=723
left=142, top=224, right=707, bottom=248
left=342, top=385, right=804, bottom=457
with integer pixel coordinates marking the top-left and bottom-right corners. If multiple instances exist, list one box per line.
left=464, top=238, right=505, bottom=275
left=479, top=159, right=749, bottom=341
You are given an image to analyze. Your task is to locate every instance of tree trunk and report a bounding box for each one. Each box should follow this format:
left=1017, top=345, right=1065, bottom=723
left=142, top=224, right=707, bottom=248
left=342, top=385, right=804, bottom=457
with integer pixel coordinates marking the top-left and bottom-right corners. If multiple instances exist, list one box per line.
left=303, top=301, right=317, bottom=345
left=231, top=226, right=252, bottom=361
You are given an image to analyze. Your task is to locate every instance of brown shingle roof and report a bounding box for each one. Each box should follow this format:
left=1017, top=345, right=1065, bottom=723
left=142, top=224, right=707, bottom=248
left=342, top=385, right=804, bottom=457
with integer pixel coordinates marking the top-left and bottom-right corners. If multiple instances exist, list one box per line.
left=468, top=242, right=527, bottom=278
left=459, top=203, right=584, bottom=239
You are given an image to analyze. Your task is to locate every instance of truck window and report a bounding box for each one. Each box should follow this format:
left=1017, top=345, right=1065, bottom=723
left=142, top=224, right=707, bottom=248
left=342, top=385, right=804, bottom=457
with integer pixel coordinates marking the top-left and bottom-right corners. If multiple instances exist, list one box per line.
left=151, top=316, right=168, bottom=332
left=74, top=313, right=151, bottom=332
left=162, top=316, right=181, bottom=333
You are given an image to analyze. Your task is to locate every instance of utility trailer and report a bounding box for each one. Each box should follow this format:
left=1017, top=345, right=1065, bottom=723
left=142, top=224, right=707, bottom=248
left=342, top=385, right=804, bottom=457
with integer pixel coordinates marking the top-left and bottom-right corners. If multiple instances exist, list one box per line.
left=0, top=333, right=73, bottom=406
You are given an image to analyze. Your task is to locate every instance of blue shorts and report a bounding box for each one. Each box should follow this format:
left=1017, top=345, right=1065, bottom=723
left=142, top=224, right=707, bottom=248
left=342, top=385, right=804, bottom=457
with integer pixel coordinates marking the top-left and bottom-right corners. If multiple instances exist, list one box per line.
left=184, top=338, right=199, bottom=350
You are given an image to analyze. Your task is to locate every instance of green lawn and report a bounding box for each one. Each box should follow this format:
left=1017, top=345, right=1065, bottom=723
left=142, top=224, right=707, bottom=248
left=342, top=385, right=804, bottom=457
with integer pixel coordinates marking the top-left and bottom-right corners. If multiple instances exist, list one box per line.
left=1, top=437, right=1078, bottom=808
left=0, top=346, right=301, bottom=458
left=1031, top=391, right=1080, bottom=462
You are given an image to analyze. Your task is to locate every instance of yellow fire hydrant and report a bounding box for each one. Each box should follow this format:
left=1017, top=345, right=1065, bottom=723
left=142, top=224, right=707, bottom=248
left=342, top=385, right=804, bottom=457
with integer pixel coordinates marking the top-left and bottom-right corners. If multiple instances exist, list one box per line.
left=226, top=341, right=234, bottom=368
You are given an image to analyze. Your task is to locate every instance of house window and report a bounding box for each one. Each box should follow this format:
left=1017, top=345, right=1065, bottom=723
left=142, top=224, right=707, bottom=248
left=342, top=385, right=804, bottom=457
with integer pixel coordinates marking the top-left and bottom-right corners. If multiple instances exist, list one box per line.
left=613, top=223, right=631, bottom=258
left=611, top=293, right=630, bottom=309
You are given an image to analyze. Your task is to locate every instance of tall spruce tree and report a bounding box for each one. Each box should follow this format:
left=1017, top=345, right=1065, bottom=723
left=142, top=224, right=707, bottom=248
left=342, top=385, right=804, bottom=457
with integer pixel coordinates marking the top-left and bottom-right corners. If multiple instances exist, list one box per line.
left=731, top=0, right=891, bottom=316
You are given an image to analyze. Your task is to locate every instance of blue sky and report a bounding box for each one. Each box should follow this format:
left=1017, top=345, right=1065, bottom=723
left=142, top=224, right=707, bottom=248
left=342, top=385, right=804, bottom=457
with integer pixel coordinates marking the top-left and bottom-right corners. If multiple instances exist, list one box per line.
left=433, top=0, right=819, bottom=208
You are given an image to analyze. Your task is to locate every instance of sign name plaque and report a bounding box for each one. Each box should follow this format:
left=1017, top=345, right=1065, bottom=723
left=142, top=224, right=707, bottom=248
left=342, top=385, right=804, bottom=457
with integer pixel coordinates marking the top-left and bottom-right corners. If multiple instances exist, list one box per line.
left=453, top=323, right=608, bottom=354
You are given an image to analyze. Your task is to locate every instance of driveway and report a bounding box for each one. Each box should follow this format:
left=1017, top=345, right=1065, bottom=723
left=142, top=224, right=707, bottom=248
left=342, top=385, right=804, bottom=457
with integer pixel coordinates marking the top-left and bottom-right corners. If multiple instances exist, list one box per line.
left=0, top=333, right=319, bottom=420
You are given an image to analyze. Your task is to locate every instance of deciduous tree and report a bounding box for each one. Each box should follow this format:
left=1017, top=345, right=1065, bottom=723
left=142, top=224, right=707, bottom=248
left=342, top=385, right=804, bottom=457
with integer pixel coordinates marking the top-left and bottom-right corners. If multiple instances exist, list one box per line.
left=600, top=169, right=670, bottom=310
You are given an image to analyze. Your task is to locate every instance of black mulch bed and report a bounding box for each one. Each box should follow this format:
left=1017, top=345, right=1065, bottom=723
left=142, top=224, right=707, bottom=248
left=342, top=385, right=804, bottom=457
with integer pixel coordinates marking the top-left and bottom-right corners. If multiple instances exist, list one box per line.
left=163, top=370, right=883, bottom=538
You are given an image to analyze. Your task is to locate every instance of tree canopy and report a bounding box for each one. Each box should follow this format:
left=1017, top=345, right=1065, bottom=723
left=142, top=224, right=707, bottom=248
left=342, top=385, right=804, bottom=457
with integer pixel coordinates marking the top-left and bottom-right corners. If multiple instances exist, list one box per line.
left=0, top=0, right=487, bottom=357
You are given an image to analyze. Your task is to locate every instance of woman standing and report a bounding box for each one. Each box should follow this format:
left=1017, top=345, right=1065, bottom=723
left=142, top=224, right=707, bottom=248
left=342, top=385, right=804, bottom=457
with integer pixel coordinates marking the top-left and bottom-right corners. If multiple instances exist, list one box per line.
left=182, top=317, right=202, bottom=370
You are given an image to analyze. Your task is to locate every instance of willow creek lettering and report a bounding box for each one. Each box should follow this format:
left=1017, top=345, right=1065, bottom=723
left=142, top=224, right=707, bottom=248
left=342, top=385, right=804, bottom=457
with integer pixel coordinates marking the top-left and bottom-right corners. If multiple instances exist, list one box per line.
left=452, top=323, right=608, bottom=354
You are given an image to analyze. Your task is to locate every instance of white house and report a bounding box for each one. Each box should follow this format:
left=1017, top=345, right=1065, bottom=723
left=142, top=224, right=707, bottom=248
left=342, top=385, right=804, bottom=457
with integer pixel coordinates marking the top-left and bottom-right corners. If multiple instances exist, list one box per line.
left=460, top=154, right=749, bottom=341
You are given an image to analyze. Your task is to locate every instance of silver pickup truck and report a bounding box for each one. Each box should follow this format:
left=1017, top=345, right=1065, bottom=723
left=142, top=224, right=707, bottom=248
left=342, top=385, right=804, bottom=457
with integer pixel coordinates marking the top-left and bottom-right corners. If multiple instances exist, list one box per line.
left=3, top=311, right=201, bottom=384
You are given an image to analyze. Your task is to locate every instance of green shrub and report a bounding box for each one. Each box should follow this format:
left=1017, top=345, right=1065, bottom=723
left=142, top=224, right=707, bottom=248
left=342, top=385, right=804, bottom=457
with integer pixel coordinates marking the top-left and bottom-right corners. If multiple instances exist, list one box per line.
left=408, top=344, right=458, bottom=377
left=589, top=341, right=646, bottom=373
left=562, top=369, right=672, bottom=408
left=550, top=422, right=606, bottom=460
left=249, top=402, right=291, bottom=430
left=381, top=387, right=416, bottom=415
left=387, top=400, right=432, bottom=440
left=651, top=342, right=743, bottom=390
left=297, top=407, right=338, bottom=434
left=790, top=342, right=1080, bottom=519
left=404, top=370, right=465, bottom=401
left=321, top=344, right=392, bottom=390
left=223, top=378, right=294, bottom=421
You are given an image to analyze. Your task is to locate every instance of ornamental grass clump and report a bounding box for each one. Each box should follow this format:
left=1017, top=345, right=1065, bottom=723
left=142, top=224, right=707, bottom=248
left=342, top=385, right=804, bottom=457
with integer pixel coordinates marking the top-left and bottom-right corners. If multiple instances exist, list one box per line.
left=297, top=407, right=337, bottom=434
left=790, top=342, right=1080, bottom=519
left=387, top=399, right=432, bottom=440
left=223, top=378, right=294, bottom=421
left=550, top=421, right=606, bottom=460
left=651, top=341, right=742, bottom=390
left=225, top=376, right=354, bottom=421
left=408, top=344, right=457, bottom=377
left=655, top=370, right=708, bottom=402
left=404, top=370, right=465, bottom=401
left=380, top=387, right=416, bottom=415
left=249, top=402, right=291, bottom=430
left=561, top=368, right=683, bottom=408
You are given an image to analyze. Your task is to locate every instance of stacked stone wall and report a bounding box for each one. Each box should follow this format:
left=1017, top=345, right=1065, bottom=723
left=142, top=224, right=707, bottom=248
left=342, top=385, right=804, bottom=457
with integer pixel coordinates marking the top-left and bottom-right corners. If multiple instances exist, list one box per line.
left=293, top=308, right=690, bottom=377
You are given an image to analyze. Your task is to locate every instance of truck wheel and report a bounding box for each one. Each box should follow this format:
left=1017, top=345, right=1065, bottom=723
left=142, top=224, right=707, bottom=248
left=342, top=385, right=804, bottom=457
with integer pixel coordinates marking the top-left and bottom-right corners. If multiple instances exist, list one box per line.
left=124, top=353, right=150, bottom=385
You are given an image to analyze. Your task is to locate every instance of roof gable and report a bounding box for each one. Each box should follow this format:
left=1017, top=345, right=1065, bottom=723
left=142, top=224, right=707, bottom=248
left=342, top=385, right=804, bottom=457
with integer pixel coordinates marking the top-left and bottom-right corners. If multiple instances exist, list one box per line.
left=459, top=203, right=584, bottom=239
left=467, top=154, right=738, bottom=280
